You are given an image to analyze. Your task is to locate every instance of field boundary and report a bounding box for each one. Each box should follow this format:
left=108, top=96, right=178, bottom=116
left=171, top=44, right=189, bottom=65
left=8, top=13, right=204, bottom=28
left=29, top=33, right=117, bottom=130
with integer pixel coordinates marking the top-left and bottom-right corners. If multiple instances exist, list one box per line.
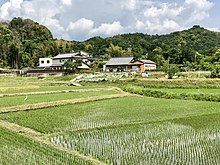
left=0, top=120, right=106, bottom=165
left=0, top=93, right=132, bottom=114
left=0, top=87, right=120, bottom=98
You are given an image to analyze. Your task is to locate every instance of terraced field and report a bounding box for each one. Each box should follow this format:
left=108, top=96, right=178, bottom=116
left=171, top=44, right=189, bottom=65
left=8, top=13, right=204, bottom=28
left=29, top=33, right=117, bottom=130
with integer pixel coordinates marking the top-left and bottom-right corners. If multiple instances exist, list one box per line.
left=0, top=89, right=120, bottom=107
left=0, top=127, right=92, bottom=165
left=0, top=77, right=219, bottom=164
left=1, top=97, right=220, bottom=133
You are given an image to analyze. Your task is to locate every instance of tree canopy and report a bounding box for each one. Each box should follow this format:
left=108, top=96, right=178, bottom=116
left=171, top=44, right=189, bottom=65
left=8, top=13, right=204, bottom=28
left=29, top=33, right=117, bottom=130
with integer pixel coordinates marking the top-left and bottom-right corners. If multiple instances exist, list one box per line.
left=0, top=18, right=220, bottom=71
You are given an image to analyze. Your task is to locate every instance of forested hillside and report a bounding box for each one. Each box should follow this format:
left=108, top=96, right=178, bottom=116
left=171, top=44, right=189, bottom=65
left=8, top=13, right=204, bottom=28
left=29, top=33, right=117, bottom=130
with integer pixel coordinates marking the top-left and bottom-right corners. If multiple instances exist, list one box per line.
left=80, top=26, right=220, bottom=70
left=0, top=17, right=220, bottom=70
left=0, top=18, right=55, bottom=68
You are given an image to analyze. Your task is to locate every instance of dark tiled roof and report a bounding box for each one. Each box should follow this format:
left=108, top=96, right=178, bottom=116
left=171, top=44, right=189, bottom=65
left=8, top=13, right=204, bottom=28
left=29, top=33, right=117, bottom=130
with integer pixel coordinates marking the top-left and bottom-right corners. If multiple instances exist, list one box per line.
left=140, top=60, right=156, bottom=64
left=106, top=57, right=134, bottom=66
left=53, top=52, right=88, bottom=59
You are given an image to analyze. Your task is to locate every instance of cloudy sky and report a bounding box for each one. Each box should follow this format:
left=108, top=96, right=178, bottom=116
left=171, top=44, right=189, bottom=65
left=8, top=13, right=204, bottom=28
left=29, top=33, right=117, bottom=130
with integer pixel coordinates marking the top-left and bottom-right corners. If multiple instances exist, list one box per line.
left=0, top=0, right=219, bottom=41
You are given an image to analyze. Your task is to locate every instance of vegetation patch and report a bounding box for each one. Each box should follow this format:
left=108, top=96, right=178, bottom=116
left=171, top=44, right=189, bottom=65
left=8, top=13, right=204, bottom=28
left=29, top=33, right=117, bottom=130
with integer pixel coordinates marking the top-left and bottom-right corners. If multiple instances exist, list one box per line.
left=0, top=127, right=92, bottom=165
left=0, top=93, right=129, bottom=114
left=0, top=89, right=120, bottom=108
left=1, top=96, right=219, bottom=133
left=51, top=122, right=220, bottom=164
left=122, top=85, right=220, bottom=102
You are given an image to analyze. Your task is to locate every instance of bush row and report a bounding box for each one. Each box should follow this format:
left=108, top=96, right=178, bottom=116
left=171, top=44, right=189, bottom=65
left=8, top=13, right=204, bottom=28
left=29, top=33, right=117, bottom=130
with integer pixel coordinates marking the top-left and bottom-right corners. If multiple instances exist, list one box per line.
left=117, top=79, right=220, bottom=89
left=122, top=85, right=220, bottom=102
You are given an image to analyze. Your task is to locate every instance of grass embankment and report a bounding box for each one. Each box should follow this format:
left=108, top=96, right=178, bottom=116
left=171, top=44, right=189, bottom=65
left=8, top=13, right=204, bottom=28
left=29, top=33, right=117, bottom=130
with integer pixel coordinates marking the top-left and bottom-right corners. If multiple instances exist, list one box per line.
left=122, top=85, right=220, bottom=102
left=121, top=78, right=220, bottom=88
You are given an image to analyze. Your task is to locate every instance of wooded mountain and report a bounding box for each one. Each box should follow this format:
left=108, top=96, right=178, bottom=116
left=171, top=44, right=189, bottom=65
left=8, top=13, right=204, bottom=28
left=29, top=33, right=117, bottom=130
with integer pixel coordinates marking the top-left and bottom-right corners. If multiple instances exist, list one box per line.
left=0, top=17, right=220, bottom=70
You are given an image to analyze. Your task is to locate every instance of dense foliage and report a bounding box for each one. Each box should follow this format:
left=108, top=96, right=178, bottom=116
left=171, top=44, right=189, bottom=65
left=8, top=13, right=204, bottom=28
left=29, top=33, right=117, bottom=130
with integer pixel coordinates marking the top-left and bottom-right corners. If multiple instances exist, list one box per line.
left=0, top=18, right=55, bottom=68
left=81, top=26, right=220, bottom=72
left=1, top=18, right=220, bottom=70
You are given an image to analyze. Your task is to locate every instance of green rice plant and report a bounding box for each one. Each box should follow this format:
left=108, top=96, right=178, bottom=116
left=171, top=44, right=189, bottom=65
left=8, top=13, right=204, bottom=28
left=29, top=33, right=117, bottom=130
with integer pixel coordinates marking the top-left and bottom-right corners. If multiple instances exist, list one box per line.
left=0, top=89, right=121, bottom=108
left=0, top=93, right=129, bottom=114
left=0, top=127, right=91, bottom=165
left=1, top=96, right=219, bottom=133
left=122, top=85, right=220, bottom=102
left=51, top=122, right=220, bottom=165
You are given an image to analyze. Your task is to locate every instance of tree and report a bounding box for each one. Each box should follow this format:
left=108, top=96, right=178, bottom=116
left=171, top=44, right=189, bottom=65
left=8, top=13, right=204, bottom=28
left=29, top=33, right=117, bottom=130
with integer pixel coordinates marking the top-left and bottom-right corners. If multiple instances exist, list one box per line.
left=64, top=59, right=82, bottom=74
left=210, top=63, right=220, bottom=78
left=91, top=60, right=105, bottom=71
left=106, top=43, right=127, bottom=58
left=211, top=49, right=220, bottom=63
left=163, top=60, right=179, bottom=79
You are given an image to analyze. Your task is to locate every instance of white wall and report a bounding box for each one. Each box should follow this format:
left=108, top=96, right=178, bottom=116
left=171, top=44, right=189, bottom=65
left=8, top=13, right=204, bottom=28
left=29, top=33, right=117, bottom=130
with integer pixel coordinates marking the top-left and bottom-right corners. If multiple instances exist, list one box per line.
left=53, top=59, right=77, bottom=66
left=39, top=58, right=52, bottom=67
left=144, top=64, right=157, bottom=71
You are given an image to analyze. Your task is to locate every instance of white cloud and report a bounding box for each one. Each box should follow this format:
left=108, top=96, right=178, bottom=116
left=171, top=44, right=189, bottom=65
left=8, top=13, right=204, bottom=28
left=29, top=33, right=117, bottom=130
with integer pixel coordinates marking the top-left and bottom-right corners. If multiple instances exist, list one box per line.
left=122, top=0, right=137, bottom=11
left=0, top=0, right=23, bottom=19
left=206, top=27, right=220, bottom=32
left=67, top=18, right=94, bottom=33
left=0, top=0, right=217, bottom=40
left=144, top=4, right=183, bottom=18
left=90, top=21, right=124, bottom=37
left=185, top=0, right=213, bottom=10
left=184, top=0, right=214, bottom=24
left=61, top=0, right=72, bottom=6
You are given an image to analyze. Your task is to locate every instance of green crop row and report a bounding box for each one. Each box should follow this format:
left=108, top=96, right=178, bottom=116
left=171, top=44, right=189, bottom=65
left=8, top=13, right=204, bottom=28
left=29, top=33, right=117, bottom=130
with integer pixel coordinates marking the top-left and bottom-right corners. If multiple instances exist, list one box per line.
left=0, top=127, right=91, bottom=165
left=51, top=120, right=220, bottom=164
left=122, top=85, right=220, bottom=102
left=1, top=96, right=220, bottom=133
left=0, top=89, right=120, bottom=108
left=86, top=78, right=220, bottom=89
left=123, top=79, right=220, bottom=89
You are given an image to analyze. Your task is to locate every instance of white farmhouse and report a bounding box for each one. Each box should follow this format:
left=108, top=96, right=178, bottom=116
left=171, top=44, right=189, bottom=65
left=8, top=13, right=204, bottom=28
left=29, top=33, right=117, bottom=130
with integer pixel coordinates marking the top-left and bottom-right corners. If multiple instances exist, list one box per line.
left=39, top=51, right=93, bottom=70
left=39, top=58, right=53, bottom=68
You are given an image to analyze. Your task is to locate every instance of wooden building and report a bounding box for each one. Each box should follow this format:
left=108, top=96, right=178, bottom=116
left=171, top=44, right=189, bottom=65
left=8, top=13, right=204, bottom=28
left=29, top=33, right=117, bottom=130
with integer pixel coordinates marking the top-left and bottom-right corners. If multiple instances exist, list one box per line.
left=104, top=57, right=156, bottom=73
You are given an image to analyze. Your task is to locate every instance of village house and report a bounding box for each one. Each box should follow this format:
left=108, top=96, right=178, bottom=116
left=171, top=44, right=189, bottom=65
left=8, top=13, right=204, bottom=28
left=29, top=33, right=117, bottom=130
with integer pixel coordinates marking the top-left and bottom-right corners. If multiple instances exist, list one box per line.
left=103, top=57, right=156, bottom=72
left=39, top=51, right=93, bottom=70
left=141, top=60, right=157, bottom=71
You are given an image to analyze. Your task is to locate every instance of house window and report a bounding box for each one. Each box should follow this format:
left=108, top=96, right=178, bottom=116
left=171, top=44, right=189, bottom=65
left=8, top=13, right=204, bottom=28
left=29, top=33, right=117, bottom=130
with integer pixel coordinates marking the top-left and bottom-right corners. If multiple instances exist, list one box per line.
left=41, top=61, right=44, bottom=64
left=47, top=60, right=50, bottom=64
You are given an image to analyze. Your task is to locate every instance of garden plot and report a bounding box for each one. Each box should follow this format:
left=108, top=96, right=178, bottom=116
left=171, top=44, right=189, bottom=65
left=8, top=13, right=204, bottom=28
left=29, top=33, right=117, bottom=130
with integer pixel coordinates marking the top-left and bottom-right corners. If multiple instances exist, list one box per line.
left=51, top=121, right=220, bottom=164
left=1, top=97, right=220, bottom=133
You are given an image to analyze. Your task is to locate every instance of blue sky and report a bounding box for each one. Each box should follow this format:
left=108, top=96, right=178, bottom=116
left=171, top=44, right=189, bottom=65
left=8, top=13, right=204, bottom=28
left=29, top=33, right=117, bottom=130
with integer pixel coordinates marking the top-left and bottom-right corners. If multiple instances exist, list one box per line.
left=0, top=0, right=219, bottom=41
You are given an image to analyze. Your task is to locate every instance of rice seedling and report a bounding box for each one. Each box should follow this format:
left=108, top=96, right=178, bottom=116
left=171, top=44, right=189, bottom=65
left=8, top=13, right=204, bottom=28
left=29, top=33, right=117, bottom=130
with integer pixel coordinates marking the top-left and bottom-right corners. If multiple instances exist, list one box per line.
left=0, top=89, right=121, bottom=108
left=0, top=93, right=129, bottom=114
left=0, top=127, right=92, bottom=165
left=1, top=96, right=219, bottom=133
left=51, top=122, right=220, bottom=164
